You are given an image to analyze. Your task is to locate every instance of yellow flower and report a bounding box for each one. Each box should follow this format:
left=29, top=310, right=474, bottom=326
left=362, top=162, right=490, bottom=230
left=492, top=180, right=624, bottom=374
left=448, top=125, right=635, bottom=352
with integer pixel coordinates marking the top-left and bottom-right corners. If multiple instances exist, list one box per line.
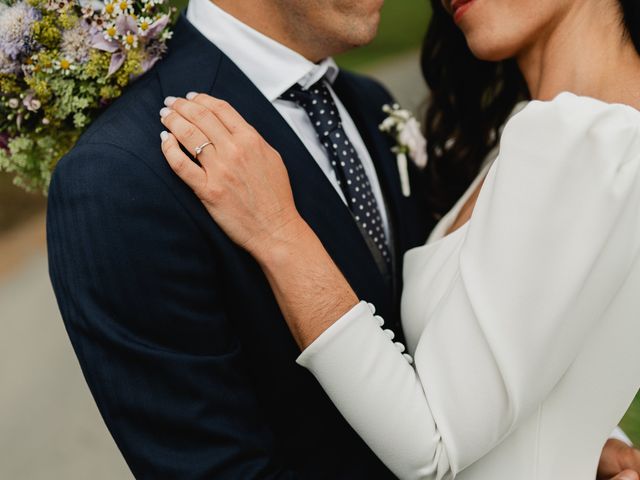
left=117, top=0, right=132, bottom=14
left=138, top=16, right=152, bottom=35
left=122, top=32, right=138, bottom=50
left=53, top=57, right=77, bottom=75
left=103, top=1, right=116, bottom=16
left=104, top=23, right=117, bottom=41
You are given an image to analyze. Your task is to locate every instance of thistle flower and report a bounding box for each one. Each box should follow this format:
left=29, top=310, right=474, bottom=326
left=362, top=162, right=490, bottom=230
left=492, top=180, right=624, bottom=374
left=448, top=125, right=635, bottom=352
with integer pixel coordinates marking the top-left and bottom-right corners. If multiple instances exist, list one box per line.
left=0, top=2, right=41, bottom=60
left=0, top=49, right=20, bottom=74
left=61, top=22, right=93, bottom=63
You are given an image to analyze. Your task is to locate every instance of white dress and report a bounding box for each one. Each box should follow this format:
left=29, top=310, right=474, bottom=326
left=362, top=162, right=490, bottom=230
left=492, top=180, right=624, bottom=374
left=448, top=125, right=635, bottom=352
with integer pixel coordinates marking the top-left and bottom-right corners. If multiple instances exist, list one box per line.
left=297, top=93, right=640, bottom=480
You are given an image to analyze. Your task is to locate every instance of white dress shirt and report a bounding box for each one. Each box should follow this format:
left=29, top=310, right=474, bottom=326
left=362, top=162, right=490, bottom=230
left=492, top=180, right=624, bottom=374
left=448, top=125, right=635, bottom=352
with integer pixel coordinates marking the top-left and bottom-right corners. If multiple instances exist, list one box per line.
left=186, top=0, right=390, bottom=238
left=297, top=92, right=640, bottom=479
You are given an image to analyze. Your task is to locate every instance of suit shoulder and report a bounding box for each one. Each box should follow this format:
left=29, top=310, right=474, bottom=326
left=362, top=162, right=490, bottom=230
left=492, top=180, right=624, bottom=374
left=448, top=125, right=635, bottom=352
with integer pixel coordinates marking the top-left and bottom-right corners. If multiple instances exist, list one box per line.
left=51, top=70, right=168, bottom=189
left=76, top=71, right=165, bottom=157
left=338, top=69, right=394, bottom=103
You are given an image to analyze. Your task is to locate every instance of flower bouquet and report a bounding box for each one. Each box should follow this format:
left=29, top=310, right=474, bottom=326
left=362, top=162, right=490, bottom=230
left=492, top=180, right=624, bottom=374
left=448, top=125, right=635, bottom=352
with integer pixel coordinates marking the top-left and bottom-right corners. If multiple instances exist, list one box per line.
left=0, top=0, right=176, bottom=193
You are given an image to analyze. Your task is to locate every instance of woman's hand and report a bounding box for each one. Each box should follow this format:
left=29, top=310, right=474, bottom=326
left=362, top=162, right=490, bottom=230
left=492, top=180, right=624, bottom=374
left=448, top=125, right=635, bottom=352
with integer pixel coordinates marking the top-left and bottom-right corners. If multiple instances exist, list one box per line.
left=159, top=93, right=305, bottom=259
left=159, top=93, right=359, bottom=350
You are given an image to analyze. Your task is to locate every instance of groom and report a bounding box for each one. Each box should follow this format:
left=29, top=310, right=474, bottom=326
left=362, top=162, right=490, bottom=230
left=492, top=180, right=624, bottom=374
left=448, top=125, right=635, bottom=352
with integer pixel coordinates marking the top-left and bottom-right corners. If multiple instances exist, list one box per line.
left=47, top=0, right=639, bottom=478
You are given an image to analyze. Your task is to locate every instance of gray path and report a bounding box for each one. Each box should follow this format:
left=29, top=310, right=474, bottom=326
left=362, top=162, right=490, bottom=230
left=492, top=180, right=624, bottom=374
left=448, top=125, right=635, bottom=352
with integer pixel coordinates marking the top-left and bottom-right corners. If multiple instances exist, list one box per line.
left=0, top=51, right=426, bottom=479
left=0, top=252, right=132, bottom=479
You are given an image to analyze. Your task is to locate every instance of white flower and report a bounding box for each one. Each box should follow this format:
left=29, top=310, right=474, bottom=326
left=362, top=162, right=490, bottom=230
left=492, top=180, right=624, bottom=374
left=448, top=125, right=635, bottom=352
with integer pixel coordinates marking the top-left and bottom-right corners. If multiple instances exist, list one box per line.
left=137, top=16, right=151, bottom=34
left=399, top=117, right=428, bottom=169
left=53, top=57, right=77, bottom=74
left=115, top=0, right=133, bottom=14
left=379, top=104, right=429, bottom=197
left=103, top=22, right=118, bottom=41
left=121, top=31, right=139, bottom=50
left=379, top=104, right=428, bottom=169
left=102, top=0, right=118, bottom=17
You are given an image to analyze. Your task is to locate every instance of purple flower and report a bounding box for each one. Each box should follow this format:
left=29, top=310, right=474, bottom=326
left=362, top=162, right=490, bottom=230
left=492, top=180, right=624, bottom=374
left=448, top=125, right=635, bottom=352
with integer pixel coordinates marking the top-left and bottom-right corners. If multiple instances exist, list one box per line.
left=139, top=39, right=166, bottom=75
left=145, top=16, right=170, bottom=40
left=116, top=14, right=137, bottom=36
left=0, top=2, right=41, bottom=60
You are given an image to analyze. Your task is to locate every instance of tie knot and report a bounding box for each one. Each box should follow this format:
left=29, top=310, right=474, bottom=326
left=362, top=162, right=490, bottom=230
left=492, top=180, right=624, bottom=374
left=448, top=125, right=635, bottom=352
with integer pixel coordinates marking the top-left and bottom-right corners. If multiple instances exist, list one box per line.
left=281, top=79, right=342, bottom=138
left=281, top=79, right=333, bottom=108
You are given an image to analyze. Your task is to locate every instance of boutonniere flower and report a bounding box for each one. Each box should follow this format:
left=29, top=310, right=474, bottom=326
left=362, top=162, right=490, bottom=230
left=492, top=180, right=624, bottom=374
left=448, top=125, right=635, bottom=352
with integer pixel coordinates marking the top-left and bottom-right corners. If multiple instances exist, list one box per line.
left=379, top=104, right=428, bottom=197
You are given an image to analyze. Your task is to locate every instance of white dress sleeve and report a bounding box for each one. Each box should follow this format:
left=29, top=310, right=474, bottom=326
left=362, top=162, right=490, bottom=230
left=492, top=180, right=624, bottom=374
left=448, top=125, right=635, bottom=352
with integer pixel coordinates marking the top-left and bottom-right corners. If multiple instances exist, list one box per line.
left=297, top=92, right=640, bottom=479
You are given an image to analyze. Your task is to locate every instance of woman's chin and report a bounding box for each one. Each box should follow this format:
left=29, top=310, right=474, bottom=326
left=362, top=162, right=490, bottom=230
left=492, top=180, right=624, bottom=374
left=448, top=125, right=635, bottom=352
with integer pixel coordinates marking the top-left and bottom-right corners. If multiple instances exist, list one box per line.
left=466, top=39, right=515, bottom=63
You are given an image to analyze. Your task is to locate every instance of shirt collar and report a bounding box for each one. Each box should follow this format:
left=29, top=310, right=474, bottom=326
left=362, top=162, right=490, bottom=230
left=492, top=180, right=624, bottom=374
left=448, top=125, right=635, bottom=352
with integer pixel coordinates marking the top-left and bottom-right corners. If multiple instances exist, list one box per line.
left=186, top=0, right=340, bottom=102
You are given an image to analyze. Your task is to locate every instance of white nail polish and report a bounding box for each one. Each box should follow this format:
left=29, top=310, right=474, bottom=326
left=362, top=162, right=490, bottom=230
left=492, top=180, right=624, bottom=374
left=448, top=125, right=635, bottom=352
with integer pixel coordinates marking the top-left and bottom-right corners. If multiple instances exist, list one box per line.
left=160, top=131, right=169, bottom=142
left=159, top=107, right=171, bottom=118
left=186, top=92, right=198, bottom=100
left=164, top=96, right=177, bottom=107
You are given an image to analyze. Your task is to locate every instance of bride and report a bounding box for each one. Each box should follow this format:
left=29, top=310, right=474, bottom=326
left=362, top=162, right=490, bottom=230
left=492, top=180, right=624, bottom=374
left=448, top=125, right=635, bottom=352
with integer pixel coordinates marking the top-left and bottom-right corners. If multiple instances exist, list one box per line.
left=158, top=0, right=640, bottom=478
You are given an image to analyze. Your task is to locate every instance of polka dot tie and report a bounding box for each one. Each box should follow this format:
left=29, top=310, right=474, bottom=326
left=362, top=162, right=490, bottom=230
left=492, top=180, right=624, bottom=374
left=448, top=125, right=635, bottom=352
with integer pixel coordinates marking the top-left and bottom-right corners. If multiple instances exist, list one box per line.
left=282, top=80, right=392, bottom=268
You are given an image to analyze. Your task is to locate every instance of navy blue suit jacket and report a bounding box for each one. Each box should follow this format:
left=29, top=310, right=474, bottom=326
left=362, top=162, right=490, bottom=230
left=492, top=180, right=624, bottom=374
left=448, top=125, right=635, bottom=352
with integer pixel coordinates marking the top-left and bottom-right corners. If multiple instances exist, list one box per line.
left=47, top=15, right=432, bottom=479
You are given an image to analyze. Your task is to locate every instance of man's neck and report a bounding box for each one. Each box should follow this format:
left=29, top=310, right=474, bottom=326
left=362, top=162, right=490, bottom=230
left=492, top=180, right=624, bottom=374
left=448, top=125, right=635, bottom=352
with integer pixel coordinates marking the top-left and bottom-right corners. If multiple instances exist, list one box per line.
left=517, top=2, right=640, bottom=109
left=210, top=0, right=323, bottom=62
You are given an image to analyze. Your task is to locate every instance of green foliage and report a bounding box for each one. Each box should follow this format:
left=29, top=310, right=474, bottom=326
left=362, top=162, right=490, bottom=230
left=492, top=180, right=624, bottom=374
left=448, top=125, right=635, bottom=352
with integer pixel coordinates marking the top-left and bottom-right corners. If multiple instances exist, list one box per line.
left=0, top=0, right=175, bottom=194
left=0, top=130, right=78, bottom=192
left=621, top=391, right=640, bottom=446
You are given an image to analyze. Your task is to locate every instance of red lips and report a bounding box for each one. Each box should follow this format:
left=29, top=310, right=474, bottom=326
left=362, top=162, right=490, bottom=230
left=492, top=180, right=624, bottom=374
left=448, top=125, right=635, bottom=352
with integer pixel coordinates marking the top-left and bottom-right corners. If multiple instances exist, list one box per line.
left=451, top=0, right=476, bottom=22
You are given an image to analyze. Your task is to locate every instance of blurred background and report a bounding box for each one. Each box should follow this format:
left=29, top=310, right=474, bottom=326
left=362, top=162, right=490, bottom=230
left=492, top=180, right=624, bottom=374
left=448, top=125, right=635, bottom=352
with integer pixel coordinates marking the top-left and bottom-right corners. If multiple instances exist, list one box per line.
left=0, top=1, right=638, bottom=478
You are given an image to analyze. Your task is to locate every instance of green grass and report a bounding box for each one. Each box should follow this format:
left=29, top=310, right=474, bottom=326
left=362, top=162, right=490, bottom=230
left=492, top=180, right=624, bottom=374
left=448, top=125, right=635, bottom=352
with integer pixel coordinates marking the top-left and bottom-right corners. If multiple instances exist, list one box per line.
left=621, top=391, right=640, bottom=446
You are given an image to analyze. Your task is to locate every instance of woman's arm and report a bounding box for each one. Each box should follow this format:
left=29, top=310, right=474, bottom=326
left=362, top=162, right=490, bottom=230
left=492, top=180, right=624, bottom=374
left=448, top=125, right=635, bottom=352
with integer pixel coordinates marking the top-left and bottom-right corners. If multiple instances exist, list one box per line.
left=159, top=94, right=450, bottom=479
left=158, top=92, right=640, bottom=480
left=159, top=94, right=360, bottom=349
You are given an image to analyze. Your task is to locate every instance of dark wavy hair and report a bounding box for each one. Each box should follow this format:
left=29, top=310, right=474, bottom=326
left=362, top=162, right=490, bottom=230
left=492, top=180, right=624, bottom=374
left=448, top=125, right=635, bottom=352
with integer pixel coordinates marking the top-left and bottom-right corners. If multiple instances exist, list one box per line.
left=421, top=0, right=640, bottom=222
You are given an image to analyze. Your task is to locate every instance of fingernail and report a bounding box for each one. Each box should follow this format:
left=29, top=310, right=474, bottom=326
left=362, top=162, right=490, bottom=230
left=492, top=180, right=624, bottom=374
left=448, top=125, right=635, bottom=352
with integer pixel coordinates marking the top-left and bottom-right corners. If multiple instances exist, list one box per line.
left=619, top=472, right=639, bottom=480
left=186, top=91, right=198, bottom=100
left=160, top=131, right=169, bottom=142
left=159, top=107, right=171, bottom=118
left=164, top=96, right=177, bottom=107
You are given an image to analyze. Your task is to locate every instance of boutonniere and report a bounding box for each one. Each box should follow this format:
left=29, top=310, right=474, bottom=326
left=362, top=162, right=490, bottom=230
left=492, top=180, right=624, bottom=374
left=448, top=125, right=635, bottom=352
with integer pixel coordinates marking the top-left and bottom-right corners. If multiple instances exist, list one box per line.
left=379, top=104, right=428, bottom=197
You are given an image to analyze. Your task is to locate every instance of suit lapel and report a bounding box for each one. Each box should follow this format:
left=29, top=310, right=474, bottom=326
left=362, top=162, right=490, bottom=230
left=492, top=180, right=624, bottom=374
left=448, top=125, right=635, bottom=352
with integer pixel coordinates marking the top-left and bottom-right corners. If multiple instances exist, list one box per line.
left=158, top=16, right=393, bottom=318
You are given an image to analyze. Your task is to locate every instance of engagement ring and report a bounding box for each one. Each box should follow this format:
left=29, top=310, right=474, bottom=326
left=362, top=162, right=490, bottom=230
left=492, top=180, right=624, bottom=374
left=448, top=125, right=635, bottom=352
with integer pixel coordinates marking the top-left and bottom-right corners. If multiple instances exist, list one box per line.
left=195, top=141, right=213, bottom=159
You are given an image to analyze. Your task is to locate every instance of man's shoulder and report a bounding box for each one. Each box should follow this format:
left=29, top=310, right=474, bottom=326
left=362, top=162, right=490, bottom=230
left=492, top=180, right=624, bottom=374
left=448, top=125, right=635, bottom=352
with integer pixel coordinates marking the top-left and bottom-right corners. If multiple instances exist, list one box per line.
left=50, top=68, right=171, bottom=199
left=337, top=69, right=394, bottom=103
left=76, top=71, right=164, bottom=155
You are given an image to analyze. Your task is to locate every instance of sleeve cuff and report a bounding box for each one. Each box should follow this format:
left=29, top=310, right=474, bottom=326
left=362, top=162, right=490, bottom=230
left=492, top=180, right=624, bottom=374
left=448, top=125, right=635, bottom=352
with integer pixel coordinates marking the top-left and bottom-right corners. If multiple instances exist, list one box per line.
left=296, top=301, right=372, bottom=368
